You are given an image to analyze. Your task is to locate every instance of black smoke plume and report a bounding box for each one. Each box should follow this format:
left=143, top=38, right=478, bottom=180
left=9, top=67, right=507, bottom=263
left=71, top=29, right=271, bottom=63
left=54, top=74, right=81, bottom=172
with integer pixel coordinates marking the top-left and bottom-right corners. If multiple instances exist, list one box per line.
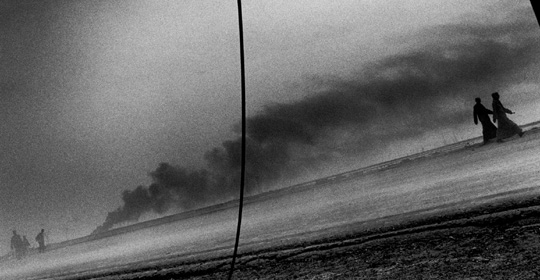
left=94, top=10, right=540, bottom=233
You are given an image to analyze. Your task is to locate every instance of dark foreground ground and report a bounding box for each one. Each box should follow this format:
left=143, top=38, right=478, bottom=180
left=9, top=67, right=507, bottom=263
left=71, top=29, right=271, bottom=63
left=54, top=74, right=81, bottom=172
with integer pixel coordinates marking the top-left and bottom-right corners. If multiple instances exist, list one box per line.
left=70, top=189, right=540, bottom=280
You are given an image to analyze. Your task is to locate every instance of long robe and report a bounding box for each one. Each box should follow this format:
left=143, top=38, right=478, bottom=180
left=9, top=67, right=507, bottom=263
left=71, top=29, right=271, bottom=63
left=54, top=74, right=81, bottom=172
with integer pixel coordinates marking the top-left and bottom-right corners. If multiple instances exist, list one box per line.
left=473, top=103, right=497, bottom=142
left=492, top=100, right=522, bottom=140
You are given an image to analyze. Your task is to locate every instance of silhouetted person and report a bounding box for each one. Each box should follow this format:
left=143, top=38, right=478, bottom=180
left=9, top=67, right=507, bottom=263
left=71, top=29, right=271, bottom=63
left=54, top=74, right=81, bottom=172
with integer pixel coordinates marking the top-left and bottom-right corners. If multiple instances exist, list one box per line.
left=10, top=230, right=23, bottom=260
left=491, top=92, right=524, bottom=142
left=22, top=236, right=31, bottom=257
left=473, top=97, right=497, bottom=145
left=36, top=229, right=46, bottom=253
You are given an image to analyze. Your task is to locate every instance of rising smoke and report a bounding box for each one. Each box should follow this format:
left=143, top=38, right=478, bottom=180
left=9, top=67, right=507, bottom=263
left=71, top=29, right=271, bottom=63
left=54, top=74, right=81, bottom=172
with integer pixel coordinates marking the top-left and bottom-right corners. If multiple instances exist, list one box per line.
left=94, top=10, right=540, bottom=233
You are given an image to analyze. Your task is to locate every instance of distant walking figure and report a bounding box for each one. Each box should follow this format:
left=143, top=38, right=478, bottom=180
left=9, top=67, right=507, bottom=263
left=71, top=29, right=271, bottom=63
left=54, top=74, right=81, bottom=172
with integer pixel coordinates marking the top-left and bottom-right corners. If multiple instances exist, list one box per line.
left=36, top=229, right=46, bottom=253
left=473, top=97, right=497, bottom=144
left=22, top=236, right=31, bottom=257
left=10, top=230, right=23, bottom=260
left=491, top=92, right=524, bottom=142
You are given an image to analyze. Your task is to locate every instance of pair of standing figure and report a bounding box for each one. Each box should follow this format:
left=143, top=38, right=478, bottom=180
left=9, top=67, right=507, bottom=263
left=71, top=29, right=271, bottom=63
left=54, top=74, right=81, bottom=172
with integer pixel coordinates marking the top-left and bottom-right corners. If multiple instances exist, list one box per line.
left=10, top=230, right=31, bottom=260
left=473, top=92, right=524, bottom=145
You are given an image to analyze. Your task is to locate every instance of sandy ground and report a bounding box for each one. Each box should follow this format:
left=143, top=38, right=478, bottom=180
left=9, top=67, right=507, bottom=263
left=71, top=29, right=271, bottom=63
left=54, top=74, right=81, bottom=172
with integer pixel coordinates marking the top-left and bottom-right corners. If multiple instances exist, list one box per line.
left=208, top=200, right=540, bottom=279
left=67, top=192, right=540, bottom=280
left=11, top=126, right=540, bottom=280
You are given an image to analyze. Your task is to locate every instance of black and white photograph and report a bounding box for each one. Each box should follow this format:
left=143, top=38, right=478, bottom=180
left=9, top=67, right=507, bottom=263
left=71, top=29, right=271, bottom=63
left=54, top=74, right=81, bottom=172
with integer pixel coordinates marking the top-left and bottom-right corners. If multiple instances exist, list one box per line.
left=1, top=0, right=540, bottom=279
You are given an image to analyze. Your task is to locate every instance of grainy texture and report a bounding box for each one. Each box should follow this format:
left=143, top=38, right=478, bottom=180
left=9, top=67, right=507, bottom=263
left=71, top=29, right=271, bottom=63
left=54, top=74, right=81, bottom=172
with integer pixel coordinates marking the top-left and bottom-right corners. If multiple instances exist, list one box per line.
left=78, top=197, right=540, bottom=280
left=188, top=215, right=540, bottom=279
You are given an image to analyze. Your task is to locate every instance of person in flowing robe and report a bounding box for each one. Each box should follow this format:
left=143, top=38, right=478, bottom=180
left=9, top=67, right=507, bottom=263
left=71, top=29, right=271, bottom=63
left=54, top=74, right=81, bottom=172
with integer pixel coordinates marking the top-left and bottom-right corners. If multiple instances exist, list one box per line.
left=491, top=92, right=524, bottom=142
left=473, top=97, right=497, bottom=144
left=36, top=229, right=46, bottom=253
left=21, top=236, right=30, bottom=257
left=10, top=230, right=23, bottom=260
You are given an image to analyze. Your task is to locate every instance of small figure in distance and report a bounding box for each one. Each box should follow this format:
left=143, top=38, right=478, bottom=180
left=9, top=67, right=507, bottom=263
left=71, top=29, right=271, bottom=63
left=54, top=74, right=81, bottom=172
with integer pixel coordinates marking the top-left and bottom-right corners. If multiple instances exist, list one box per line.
left=22, top=236, right=31, bottom=257
left=491, top=92, right=524, bottom=142
left=473, top=97, right=497, bottom=145
left=36, top=229, right=46, bottom=253
left=10, top=230, right=23, bottom=260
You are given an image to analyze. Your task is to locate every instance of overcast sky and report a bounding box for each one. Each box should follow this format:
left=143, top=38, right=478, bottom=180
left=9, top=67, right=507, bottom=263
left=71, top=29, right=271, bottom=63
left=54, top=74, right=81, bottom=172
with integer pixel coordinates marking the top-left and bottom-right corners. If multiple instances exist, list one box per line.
left=1, top=0, right=539, bottom=254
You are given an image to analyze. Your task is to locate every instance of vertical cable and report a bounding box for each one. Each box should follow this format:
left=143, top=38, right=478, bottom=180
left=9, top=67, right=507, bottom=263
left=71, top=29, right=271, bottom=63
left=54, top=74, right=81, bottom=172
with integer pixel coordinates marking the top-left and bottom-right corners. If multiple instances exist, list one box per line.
left=222, top=1, right=540, bottom=279
left=228, top=0, right=246, bottom=279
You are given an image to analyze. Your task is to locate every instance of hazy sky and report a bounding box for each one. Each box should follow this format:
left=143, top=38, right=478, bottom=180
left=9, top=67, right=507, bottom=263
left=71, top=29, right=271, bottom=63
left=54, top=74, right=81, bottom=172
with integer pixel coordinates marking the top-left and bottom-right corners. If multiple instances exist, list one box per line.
left=1, top=0, right=539, bottom=255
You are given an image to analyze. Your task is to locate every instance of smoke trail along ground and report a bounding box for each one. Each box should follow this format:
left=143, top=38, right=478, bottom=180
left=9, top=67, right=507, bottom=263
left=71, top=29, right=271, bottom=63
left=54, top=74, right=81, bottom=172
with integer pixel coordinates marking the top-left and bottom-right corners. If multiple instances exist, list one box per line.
left=95, top=10, right=540, bottom=233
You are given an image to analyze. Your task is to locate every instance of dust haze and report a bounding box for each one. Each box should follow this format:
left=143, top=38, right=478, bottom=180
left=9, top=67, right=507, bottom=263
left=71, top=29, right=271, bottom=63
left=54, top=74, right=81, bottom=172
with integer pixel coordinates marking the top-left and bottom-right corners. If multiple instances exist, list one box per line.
left=95, top=8, right=540, bottom=232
